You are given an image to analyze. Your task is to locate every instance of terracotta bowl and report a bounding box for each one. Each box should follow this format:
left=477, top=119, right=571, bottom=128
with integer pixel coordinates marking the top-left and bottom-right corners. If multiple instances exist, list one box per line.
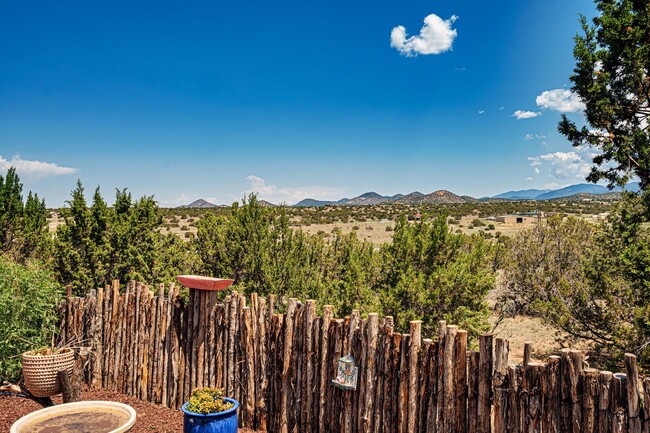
left=176, top=275, right=235, bottom=291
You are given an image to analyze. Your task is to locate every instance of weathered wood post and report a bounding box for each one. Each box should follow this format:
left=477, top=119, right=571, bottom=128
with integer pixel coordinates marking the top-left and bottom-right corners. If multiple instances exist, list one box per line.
left=478, top=334, right=493, bottom=433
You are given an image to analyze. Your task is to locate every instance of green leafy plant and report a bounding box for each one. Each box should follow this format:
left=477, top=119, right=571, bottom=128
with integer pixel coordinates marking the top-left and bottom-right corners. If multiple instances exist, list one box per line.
left=0, top=257, right=62, bottom=380
left=186, top=388, right=234, bottom=414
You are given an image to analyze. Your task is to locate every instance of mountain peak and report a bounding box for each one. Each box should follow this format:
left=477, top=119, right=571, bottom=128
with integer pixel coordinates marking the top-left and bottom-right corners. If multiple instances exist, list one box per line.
left=180, top=199, right=217, bottom=208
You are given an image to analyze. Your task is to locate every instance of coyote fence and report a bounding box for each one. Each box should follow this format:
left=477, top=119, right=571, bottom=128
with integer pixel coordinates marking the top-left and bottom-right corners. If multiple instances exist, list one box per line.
left=60, top=280, right=650, bottom=433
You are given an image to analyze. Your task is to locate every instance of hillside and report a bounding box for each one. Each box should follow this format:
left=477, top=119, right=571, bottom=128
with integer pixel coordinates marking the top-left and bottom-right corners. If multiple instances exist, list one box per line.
left=179, top=199, right=217, bottom=208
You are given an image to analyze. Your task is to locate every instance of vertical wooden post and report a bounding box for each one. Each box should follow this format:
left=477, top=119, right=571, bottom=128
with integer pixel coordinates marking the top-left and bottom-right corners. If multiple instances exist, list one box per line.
left=91, top=286, right=104, bottom=389
left=419, top=338, right=432, bottom=433
left=280, top=298, right=297, bottom=433
left=641, top=377, right=650, bottom=433
left=523, top=341, right=533, bottom=368
left=408, top=320, right=422, bottom=433
left=319, top=305, right=333, bottom=433
left=598, top=371, right=613, bottom=433
left=398, top=333, right=410, bottom=433
left=242, top=307, right=255, bottom=428
left=303, top=300, right=316, bottom=433
left=507, top=365, right=522, bottom=433
left=612, top=373, right=627, bottom=433
left=493, top=338, right=509, bottom=433
left=363, top=313, right=379, bottom=433
left=582, top=368, right=599, bottom=433
left=257, top=297, right=268, bottom=430
left=570, top=350, right=585, bottom=433
left=444, top=325, right=458, bottom=433
left=468, top=351, right=480, bottom=433
left=625, top=354, right=641, bottom=433
left=437, top=320, right=447, bottom=433
left=526, top=362, right=544, bottom=433
left=545, top=355, right=561, bottom=433
left=478, top=334, right=493, bottom=433
left=455, top=330, right=468, bottom=433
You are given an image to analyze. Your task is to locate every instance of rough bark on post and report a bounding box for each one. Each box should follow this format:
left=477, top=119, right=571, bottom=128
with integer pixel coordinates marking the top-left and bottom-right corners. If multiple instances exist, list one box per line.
left=437, top=320, right=447, bottom=433
left=58, top=367, right=80, bottom=403
left=398, top=333, right=410, bottom=433
left=569, top=350, right=585, bottom=433
left=625, top=354, right=641, bottom=433
left=468, top=351, right=480, bottom=433
left=523, top=341, right=533, bottom=368
left=641, top=377, right=650, bottom=433
left=363, top=313, right=379, bottom=433
left=257, top=297, right=268, bottom=431
left=478, top=334, right=493, bottom=433
left=226, top=293, right=237, bottom=399
left=242, top=307, right=255, bottom=428
left=408, top=320, right=422, bottom=433
left=280, top=298, right=297, bottom=433
left=382, top=319, right=396, bottom=433
left=302, top=300, right=316, bottom=433
left=612, top=374, right=627, bottom=433
left=455, top=330, right=468, bottom=433
left=598, top=371, right=613, bottom=433
left=319, top=305, right=334, bottom=433
left=526, top=362, right=543, bottom=433
left=545, top=355, right=561, bottom=433
left=444, top=325, right=458, bottom=433
left=582, top=368, right=599, bottom=433
left=426, top=340, right=438, bottom=433
left=493, top=338, right=509, bottom=433
left=91, top=286, right=104, bottom=388
left=419, top=338, right=432, bottom=433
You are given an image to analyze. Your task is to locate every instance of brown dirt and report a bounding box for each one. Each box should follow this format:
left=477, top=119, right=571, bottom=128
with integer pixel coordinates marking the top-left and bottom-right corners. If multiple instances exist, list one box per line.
left=0, top=387, right=256, bottom=433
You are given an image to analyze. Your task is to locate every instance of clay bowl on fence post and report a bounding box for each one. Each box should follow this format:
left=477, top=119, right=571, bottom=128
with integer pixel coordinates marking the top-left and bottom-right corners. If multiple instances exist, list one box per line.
left=176, top=275, right=235, bottom=291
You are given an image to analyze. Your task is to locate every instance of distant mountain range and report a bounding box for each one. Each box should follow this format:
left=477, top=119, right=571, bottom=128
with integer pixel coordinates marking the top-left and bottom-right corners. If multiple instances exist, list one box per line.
left=181, top=183, right=640, bottom=208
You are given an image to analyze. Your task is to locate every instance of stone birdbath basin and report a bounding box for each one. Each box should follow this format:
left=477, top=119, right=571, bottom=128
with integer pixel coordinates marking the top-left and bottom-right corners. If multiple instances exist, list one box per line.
left=10, top=401, right=136, bottom=433
left=176, top=275, right=235, bottom=291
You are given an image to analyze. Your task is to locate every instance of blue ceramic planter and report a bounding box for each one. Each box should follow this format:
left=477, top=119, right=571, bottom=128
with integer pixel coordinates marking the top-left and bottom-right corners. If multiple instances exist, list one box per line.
left=181, top=398, right=239, bottom=433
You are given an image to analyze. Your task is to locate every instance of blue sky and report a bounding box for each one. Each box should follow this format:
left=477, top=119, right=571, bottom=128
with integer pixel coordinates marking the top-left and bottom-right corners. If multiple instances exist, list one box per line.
left=0, top=0, right=597, bottom=206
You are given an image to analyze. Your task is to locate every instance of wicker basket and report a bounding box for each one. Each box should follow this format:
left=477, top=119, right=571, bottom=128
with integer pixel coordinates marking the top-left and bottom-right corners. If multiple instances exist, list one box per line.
left=22, top=348, right=74, bottom=397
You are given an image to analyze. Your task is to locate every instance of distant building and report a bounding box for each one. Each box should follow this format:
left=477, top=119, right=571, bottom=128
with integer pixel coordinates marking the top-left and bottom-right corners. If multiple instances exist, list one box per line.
left=495, top=211, right=544, bottom=224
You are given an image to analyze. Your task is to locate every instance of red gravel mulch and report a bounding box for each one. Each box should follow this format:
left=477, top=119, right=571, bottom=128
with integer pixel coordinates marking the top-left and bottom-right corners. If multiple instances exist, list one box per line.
left=0, top=388, right=256, bottom=432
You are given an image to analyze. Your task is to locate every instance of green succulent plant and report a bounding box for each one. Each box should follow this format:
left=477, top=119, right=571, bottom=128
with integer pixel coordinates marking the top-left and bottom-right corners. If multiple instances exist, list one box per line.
left=186, top=388, right=234, bottom=415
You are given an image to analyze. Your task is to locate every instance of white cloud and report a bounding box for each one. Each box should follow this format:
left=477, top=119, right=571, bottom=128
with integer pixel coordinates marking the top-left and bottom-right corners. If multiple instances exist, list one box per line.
left=391, top=14, right=458, bottom=57
left=454, top=67, right=466, bottom=71
left=528, top=157, right=542, bottom=167
left=536, top=89, right=585, bottom=113
left=498, top=106, right=504, bottom=111
left=0, top=155, right=77, bottom=179
left=528, top=149, right=595, bottom=180
left=512, top=110, right=542, bottom=120
left=524, top=134, right=534, bottom=141
left=244, top=175, right=348, bottom=205
left=526, top=177, right=533, bottom=181
left=478, top=110, right=485, bottom=115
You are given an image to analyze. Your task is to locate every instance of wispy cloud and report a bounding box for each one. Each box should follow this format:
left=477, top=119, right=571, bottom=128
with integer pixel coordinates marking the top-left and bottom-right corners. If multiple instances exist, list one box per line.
left=478, top=110, right=485, bottom=115
left=0, top=155, right=78, bottom=179
left=244, top=175, right=348, bottom=205
left=512, top=110, right=541, bottom=120
left=528, top=147, right=596, bottom=180
left=536, top=89, right=585, bottom=113
left=391, top=14, right=458, bottom=57
left=524, top=134, right=534, bottom=140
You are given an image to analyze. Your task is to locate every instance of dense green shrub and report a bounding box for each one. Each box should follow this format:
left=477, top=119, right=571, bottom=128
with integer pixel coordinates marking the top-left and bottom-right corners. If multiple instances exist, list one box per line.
left=0, top=257, right=62, bottom=380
